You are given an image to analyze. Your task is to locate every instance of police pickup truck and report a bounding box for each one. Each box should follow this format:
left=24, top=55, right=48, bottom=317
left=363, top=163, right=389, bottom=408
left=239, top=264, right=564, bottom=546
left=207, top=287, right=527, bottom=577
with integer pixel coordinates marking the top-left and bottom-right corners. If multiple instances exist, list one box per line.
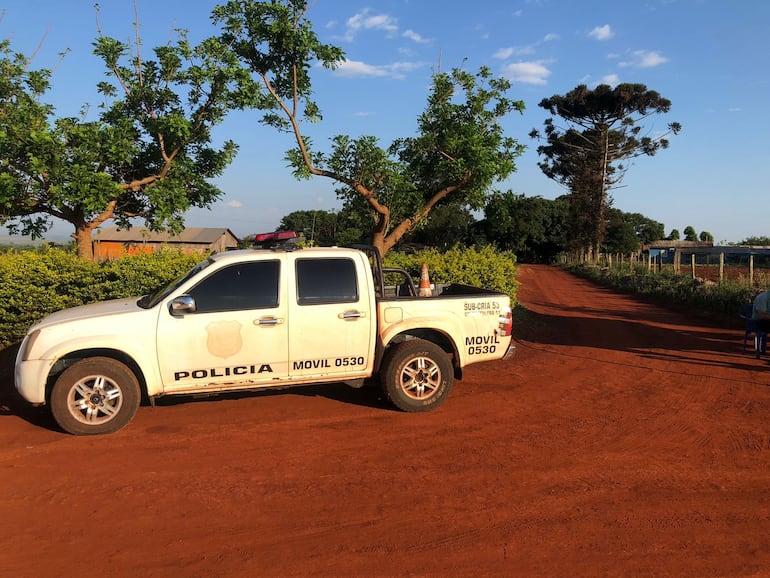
left=15, top=244, right=514, bottom=435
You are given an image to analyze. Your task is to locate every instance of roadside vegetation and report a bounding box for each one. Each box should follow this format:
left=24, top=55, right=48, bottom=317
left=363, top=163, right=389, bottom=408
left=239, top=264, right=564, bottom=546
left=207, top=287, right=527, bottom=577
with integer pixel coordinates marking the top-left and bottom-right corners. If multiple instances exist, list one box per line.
left=0, top=244, right=517, bottom=346
left=0, top=248, right=200, bottom=345
left=564, top=261, right=761, bottom=325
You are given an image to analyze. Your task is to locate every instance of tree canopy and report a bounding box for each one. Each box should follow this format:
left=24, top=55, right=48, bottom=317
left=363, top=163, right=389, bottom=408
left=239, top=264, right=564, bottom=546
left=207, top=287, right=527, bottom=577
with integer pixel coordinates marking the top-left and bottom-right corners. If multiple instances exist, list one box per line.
left=0, top=13, right=258, bottom=260
left=530, top=83, right=680, bottom=259
left=481, top=192, right=568, bottom=263
left=212, top=0, right=526, bottom=257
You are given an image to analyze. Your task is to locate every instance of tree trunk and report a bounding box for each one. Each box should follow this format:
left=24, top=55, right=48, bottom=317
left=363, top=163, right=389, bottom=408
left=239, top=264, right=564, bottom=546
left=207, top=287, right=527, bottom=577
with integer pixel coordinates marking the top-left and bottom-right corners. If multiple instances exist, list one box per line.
left=371, top=231, right=386, bottom=260
left=74, top=224, right=96, bottom=262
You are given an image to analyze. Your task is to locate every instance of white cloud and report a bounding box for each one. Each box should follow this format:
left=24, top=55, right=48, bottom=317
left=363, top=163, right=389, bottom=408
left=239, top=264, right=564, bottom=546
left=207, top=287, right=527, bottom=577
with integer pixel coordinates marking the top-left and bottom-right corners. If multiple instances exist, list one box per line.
left=494, top=46, right=535, bottom=59
left=494, top=33, right=556, bottom=62
left=637, top=50, right=669, bottom=67
left=403, top=29, right=430, bottom=44
left=501, top=61, right=551, bottom=85
left=619, top=50, right=669, bottom=68
left=342, top=9, right=430, bottom=47
left=589, top=24, right=614, bottom=41
left=334, top=59, right=422, bottom=80
left=599, top=74, right=620, bottom=86
left=346, top=9, right=399, bottom=40
left=335, top=60, right=388, bottom=77
left=226, top=200, right=243, bottom=208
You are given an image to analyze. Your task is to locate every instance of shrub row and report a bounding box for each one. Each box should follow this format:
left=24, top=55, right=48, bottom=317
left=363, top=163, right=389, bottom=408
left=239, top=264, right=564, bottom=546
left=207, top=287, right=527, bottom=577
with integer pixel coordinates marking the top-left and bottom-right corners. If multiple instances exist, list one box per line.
left=565, top=263, right=756, bottom=322
left=0, top=244, right=519, bottom=346
left=0, top=248, right=201, bottom=345
left=385, top=245, right=519, bottom=303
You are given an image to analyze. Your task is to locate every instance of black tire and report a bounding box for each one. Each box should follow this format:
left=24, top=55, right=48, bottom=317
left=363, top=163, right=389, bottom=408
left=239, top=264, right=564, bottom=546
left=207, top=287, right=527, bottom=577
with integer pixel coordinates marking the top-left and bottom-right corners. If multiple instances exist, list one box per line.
left=50, top=357, right=141, bottom=435
left=380, top=339, right=453, bottom=412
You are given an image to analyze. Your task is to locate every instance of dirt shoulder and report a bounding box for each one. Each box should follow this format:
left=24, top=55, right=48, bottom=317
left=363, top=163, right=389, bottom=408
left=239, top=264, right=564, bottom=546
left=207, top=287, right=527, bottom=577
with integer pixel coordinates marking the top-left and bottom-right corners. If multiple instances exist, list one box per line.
left=1, top=264, right=770, bottom=577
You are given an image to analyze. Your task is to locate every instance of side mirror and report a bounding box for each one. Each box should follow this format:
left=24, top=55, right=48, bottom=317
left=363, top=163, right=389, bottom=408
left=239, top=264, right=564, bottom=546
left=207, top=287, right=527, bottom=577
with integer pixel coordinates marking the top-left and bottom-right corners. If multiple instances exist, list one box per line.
left=170, top=295, right=196, bottom=315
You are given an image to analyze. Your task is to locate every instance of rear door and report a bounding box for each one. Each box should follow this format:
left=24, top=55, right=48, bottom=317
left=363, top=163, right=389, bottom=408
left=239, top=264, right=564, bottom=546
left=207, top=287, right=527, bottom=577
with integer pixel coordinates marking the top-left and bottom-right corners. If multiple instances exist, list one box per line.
left=287, top=255, right=373, bottom=378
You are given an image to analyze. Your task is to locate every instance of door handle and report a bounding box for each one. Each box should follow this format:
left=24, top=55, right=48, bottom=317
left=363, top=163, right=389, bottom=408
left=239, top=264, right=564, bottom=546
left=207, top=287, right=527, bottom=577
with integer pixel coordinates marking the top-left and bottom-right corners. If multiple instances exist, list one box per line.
left=339, top=310, right=366, bottom=320
left=256, top=317, right=284, bottom=326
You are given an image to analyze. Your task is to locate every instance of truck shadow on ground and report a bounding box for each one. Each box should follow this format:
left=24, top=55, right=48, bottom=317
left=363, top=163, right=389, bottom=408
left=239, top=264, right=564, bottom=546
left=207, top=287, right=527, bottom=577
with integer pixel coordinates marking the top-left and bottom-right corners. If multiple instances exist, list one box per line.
left=0, top=341, right=393, bottom=433
left=514, top=306, right=769, bottom=374
left=150, top=380, right=392, bottom=411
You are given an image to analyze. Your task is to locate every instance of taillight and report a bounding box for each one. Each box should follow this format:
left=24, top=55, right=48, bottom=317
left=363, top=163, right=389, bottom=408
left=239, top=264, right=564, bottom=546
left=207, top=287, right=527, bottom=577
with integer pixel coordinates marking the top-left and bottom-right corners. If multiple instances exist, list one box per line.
left=497, top=308, right=512, bottom=337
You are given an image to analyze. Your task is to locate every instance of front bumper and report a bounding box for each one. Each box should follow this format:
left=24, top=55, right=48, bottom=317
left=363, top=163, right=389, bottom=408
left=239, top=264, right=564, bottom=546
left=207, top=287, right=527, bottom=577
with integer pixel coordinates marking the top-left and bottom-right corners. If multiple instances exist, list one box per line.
left=15, top=358, right=52, bottom=405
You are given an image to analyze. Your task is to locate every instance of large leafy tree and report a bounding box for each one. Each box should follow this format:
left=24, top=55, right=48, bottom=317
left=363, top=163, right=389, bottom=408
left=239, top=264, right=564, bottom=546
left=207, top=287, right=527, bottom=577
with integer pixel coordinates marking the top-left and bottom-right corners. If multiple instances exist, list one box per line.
left=276, top=206, right=371, bottom=247
left=0, top=13, right=259, bottom=260
left=277, top=209, right=340, bottom=245
left=623, top=212, right=665, bottom=246
left=0, top=39, right=56, bottom=240
left=742, top=236, right=770, bottom=246
left=529, top=83, right=681, bottom=260
left=603, top=207, right=643, bottom=254
left=408, top=204, right=476, bottom=250
left=481, top=191, right=569, bottom=263
left=212, top=0, right=526, bottom=257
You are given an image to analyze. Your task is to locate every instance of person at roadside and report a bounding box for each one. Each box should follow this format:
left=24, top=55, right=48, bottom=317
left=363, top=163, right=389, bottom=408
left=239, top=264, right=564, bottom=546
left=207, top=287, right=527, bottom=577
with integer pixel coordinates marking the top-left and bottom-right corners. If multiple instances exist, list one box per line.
left=752, top=290, right=770, bottom=332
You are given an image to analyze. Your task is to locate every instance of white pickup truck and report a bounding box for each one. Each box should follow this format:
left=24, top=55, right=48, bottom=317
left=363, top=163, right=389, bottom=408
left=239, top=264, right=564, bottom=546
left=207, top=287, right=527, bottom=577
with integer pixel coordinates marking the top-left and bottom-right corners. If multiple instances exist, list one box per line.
left=15, top=245, right=514, bottom=435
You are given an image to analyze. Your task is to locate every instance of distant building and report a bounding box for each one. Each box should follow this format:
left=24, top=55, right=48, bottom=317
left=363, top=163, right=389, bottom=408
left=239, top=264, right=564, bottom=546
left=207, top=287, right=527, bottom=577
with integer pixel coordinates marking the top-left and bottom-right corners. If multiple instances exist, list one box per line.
left=92, top=226, right=239, bottom=261
left=641, top=240, right=714, bottom=263
left=640, top=240, right=770, bottom=267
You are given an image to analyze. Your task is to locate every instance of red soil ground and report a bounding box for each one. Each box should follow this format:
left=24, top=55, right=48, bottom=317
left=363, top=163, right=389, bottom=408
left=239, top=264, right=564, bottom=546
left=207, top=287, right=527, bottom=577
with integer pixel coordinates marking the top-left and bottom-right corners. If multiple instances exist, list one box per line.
left=2, top=264, right=770, bottom=577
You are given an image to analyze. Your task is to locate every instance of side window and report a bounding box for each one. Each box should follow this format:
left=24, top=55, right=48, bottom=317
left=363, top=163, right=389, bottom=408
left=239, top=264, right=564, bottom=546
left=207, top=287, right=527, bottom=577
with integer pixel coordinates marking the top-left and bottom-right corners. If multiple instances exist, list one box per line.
left=296, top=258, right=358, bottom=305
left=188, top=260, right=280, bottom=313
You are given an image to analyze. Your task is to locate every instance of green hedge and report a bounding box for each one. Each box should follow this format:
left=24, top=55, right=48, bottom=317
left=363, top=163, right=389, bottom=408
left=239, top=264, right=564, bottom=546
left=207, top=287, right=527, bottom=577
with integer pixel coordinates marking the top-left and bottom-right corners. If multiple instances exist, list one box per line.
left=0, top=248, right=201, bottom=345
left=565, top=263, right=755, bottom=322
left=384, top=245, right=519, bottom=304
left=0, top=245, right=520, bottom=346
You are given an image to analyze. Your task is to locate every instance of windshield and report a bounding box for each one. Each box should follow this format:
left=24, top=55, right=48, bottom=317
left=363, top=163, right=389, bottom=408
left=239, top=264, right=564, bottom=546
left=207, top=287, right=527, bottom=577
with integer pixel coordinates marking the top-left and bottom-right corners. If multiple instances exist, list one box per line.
left=137, top=258, right=213, bottom=309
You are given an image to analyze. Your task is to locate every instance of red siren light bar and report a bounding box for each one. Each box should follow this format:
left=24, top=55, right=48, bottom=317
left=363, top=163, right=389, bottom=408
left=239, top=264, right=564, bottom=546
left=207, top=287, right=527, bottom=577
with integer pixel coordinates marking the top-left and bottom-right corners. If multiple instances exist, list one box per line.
left=254, top=230, right=299, bottom=243
left=253, top=230, right=301, bottom=249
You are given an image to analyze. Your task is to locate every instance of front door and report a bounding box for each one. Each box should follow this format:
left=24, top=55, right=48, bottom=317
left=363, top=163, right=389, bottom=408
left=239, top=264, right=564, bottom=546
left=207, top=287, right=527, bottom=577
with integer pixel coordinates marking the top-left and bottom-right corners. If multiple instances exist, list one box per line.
left=156, top=258, right=289, bottom=392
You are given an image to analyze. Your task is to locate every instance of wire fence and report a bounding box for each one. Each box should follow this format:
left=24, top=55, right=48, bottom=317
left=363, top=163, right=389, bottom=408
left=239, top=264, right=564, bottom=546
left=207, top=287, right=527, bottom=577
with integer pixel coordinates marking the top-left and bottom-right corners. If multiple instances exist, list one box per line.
left=561, top=248, right=770, bottom=287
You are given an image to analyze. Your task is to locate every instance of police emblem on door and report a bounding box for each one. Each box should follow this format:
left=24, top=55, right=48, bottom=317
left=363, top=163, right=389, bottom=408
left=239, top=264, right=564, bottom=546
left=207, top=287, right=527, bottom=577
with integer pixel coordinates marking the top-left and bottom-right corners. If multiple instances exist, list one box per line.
left=206, top=320, right=243, bottom=359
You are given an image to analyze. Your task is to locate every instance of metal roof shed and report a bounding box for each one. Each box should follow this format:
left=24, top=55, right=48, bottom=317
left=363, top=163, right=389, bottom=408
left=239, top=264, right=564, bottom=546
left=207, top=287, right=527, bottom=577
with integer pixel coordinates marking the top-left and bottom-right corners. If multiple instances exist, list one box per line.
left=92, top=226, right=239, bottom=261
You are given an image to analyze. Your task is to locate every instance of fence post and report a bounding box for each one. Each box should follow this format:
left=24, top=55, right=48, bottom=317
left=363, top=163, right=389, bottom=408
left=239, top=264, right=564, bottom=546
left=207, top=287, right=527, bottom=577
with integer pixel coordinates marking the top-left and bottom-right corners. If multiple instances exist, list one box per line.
left=751, top=254, right=755, bottom=286
left=691, top=253, right=696, bottom=279
left=719, top=252, right=724, bottom=282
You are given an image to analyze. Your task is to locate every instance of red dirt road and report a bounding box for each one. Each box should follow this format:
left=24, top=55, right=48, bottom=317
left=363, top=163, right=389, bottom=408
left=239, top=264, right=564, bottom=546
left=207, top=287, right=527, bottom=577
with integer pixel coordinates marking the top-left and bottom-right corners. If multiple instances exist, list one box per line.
left=2, top=264, right=770, bottom=577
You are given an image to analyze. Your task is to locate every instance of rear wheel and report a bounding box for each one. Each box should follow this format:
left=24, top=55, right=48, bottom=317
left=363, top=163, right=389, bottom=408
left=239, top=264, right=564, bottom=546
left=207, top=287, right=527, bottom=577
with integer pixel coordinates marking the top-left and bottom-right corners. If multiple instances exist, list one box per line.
left=380, top=339, right=453, bottom=412
left=50, top=357, right=141, bottom=435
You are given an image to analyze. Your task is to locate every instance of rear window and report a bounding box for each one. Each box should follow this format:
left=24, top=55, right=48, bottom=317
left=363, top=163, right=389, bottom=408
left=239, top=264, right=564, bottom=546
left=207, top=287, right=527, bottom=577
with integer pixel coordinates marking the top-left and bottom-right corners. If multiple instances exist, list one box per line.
left=296, top=258, right=358, bottom=305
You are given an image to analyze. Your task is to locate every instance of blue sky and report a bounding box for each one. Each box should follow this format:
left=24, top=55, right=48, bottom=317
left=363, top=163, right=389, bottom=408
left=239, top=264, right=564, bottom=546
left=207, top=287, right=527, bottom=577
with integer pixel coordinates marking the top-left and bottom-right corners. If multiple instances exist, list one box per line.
left=2, top=0, right=768, bottom=244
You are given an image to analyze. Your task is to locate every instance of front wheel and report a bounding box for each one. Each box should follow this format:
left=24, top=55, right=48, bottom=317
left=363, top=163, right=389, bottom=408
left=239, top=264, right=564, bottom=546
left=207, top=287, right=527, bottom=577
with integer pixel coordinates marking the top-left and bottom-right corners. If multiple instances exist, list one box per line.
left=380, top=339, right=453, bottom=412
left=50, top=357, right=141, bottom=435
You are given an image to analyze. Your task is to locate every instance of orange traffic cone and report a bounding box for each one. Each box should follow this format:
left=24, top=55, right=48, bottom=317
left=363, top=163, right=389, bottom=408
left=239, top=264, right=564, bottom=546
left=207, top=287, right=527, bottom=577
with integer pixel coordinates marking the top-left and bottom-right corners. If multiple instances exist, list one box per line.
left=419, top=263, right=433, bottom=297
